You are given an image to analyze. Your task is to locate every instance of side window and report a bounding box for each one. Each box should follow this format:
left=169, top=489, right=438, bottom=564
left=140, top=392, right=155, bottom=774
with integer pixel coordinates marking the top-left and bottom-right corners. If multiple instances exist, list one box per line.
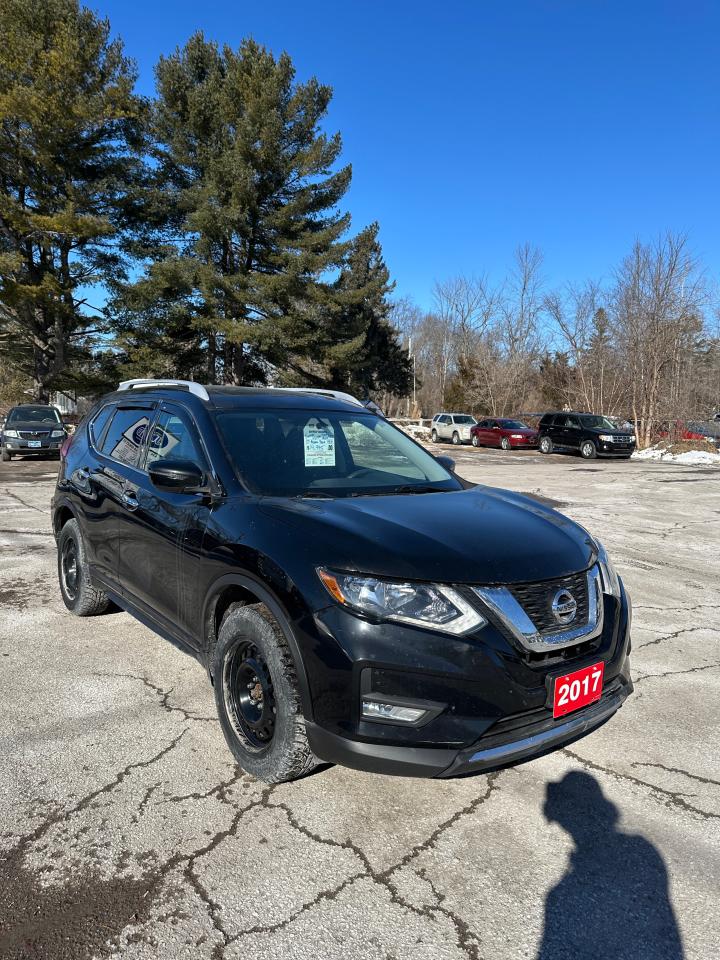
left=100, top=408, right=151, bottom=466
left=147, top=409, right=205, bottom=467
left=89, top=404, right=114, bottom=448
left=567, top=416, right=581, bottom=429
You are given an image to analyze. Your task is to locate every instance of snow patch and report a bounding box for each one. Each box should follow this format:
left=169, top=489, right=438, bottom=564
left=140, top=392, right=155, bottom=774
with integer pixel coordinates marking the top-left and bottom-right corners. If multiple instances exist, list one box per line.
left=633, top=445, right=720, bottom=466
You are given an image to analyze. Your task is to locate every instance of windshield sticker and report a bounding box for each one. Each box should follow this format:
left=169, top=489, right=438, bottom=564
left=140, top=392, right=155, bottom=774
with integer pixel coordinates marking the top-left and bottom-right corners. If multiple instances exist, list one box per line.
left=303, top=422, right=336, bottom=467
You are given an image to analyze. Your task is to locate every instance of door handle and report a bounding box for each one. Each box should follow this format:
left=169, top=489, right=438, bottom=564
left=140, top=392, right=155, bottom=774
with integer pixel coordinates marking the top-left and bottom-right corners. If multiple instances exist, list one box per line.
left=122, top=491, right=139, bottom=511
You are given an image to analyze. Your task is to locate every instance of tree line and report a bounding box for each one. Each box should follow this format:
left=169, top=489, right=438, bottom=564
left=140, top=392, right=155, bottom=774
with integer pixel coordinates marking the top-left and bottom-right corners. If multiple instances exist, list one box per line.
left=1, top=1, right=717, bottom=448
left=0, top=0, right=411, bottom=403
left=386, top=236, right=720, bottom=446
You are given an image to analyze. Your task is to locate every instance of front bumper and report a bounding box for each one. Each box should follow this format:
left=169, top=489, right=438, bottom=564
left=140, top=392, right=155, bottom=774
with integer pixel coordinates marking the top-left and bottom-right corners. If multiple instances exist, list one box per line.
left=2, top=439, right=62, bottom=453
left=510, top=436, right=539, bottom=448
left=597, top=441, right=635, bottom=456
left=298, top=580, right=633, bottom=778
left=307, top=669, right=632, bottom=777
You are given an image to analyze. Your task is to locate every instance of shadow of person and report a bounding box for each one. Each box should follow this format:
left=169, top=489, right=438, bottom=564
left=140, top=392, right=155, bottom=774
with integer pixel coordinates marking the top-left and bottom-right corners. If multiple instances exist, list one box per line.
left=537, top=771, right=684, bottom=960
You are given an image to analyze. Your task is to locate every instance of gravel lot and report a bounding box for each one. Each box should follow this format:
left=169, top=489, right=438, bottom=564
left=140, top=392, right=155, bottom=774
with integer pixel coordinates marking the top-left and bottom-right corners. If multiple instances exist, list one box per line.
left=1, top=451, right=719, bottom=960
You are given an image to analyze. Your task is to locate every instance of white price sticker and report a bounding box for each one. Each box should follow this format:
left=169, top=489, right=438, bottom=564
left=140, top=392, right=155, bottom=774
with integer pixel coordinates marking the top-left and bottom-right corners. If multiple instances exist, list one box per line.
left=303, top=422, right=335, bottom=467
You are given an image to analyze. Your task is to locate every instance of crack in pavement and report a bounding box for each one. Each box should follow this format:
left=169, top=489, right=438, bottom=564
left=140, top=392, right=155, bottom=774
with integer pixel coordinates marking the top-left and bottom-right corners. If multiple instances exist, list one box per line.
left=92, top=671, right=218, bottom=723
left=636, top=625, right=720, bottom=649
left=563, top=749, right=720, bottom=822
left=219, top=773, right=502, bottom=960
left=1, top=488, right=47, bottom=514
left=2, top=730, right=189, bottom=864
left=631, top=762, right=720, bottom=789
left=634, top=661, right=720, bottom=683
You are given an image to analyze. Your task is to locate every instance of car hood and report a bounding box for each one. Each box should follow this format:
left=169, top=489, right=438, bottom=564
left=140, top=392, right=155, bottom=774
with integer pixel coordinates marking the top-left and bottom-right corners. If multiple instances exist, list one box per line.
left=259, top=485, right=595, bottom=584
left=3, top=420, right=61, bottom=432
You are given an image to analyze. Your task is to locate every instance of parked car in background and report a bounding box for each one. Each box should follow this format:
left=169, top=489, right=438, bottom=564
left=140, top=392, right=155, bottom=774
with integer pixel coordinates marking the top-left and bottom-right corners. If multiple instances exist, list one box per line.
left=431, top=413, right=477, bottom=445
left=538, top=412, right=636, bottom=460
left=470, top=418, right=538, bottom=450
left=1, top=404, right=67, bottom=461
left=657, top=420, right=719, bottom=445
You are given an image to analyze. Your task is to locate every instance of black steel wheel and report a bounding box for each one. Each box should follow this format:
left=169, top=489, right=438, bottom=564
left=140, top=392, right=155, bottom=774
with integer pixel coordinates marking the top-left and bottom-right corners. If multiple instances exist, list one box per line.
left=57, top=518, right=111, bottom=616
left=213, top=603, right=318, bottom=782
left=223, top=641, right=277, bottom=750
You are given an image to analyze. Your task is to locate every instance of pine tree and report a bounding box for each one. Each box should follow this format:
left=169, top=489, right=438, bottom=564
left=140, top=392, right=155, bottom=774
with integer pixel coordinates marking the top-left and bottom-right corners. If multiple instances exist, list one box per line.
left=321, top=223, right=411, bottom=395
left=114, top=34, right=409, bottom=397
left=0, top=0, right=146, bottom=400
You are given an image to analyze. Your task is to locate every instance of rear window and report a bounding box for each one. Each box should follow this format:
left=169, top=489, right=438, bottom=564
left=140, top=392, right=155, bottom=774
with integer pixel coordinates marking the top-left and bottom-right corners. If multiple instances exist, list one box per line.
left=100, top=408, right=151, bottom=467
left=89, top=405, right=114, bottom=447
left=540, top=414, right=555, bottom=427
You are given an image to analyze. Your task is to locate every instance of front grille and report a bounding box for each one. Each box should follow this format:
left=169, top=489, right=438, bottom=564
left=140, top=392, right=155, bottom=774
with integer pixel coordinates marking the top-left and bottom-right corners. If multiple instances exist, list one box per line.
left=18, top=430, right=50, bottom=439
left=509, top=570, right=589, bottom=635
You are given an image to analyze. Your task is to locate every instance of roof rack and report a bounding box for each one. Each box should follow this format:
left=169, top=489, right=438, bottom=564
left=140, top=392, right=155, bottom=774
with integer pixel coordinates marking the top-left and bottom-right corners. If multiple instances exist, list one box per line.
left=118, top=379, right=210, bottom=402
left=271, top=387, right=364, bottom=407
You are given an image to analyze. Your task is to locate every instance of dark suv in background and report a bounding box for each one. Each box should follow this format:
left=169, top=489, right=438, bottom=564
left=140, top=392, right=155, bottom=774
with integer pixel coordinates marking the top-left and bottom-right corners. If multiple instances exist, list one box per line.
left=1, top=404, right=66, bottom=461
left=52, top=380, right=632, bottom=783
left=538, top=412, right=636, bottom=460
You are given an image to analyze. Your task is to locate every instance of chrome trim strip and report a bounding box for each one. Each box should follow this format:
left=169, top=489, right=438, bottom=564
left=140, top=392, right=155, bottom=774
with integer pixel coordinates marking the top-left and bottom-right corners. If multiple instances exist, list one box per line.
left=472, top=565, right=604, bottom=653
left=466, top=694, right=620, bottom=767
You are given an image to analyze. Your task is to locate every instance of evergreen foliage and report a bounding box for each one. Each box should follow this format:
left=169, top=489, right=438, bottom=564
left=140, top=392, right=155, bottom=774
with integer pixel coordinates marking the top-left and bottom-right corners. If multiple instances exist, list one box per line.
left=0, top=0, right=145, bottom=400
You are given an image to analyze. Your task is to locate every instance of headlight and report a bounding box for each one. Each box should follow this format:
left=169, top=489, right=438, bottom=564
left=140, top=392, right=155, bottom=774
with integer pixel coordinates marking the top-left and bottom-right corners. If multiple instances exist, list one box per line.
left=317, top=569, right=486, bottom=635
left=3, top=429, right=18, bottom=438
left=599, top=434, right=615, bottom=442
left=51, top=430, right=65, bottom=438
left=510, top=434, right=524, bottom=439
left=595, top=540, right=621, bottom=596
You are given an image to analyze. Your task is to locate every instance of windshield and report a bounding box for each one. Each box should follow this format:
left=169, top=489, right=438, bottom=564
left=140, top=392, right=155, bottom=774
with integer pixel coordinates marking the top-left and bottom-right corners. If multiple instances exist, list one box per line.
left=8, top=406, right=61, bottom=424
left=452, top=415, right=476, bottom=424
left=498, top=420, right=528, bottom=429
left=579, top=415, right=617, bottom=430
left=217, top=409, right=461, bottom=497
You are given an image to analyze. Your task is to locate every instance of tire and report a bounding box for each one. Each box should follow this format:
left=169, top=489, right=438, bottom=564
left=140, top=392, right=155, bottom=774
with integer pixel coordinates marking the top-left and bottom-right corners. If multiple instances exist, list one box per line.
left=539, top=436, right=553, bottom=454
left=213, top=603, right=318, bottom=783
left=1, top=449, right=11, bottom=462
left=501, top=437, right=511, bottom=451
left=431, top=429, right=439, bottom=443
left=471, top=434, right=479, bottom=447
left=452, top=431, right=461, bottom=445
left=57, top=518, right=111, bottom=616
left=580, top=440, right=597, bottom=459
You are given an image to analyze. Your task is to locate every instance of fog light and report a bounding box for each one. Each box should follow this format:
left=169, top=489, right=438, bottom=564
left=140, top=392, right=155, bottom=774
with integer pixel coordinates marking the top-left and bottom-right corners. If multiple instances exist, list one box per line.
left=362, top=700, right=427, bottom=723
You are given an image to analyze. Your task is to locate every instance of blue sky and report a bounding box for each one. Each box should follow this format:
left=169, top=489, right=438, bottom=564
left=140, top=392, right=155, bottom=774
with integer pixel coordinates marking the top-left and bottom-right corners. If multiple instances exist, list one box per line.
left=100, top=0, right=719, bottom=309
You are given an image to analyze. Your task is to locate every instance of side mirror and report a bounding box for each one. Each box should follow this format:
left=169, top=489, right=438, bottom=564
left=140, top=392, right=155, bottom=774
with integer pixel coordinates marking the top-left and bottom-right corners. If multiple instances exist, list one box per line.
left=435, top=454, right=456, bottom=473
left=149, top=458, right=205, bottom=493
left=492, top=425, right=500, bottom=430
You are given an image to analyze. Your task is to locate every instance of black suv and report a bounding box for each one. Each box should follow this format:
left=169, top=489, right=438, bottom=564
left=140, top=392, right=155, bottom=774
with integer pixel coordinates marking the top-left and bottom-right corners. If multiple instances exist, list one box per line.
left=1, top=404, right=66, bottom=461
left=538, top=412, right=636, bottom=460
left=52, top=380, right=632, bottom=783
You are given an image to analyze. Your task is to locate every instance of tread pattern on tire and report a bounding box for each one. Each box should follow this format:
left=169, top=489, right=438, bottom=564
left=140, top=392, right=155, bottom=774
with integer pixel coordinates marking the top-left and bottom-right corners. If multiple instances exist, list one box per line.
left=58, top=518, right=111, bottom=616
left=215, top=603, right=318, bottom=783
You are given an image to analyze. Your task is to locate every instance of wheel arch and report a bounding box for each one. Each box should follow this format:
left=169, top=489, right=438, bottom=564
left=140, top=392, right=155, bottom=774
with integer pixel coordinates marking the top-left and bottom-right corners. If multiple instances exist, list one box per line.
left=202, top=573, right=314, bottom=721
left=52, top=498, right=78, bottom=538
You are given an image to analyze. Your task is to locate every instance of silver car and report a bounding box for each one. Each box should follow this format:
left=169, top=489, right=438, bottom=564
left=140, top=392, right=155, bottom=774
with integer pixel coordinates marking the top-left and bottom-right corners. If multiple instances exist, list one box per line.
left=431, top=412, right=477, bottom=445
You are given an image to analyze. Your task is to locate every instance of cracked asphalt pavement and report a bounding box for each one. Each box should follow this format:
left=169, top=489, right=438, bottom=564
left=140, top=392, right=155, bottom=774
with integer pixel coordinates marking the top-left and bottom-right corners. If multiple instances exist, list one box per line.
left=1, top=451, right=719, bottom=959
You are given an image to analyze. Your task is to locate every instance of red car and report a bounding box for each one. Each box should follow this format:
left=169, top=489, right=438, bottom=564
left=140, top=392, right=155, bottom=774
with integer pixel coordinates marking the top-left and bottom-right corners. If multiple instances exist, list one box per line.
left=471, top=418, right=539, bottom=450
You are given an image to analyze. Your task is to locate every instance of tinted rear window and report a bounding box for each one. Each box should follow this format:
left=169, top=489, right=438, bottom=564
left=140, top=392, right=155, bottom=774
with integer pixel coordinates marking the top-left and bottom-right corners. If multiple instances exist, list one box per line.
left=100, top=408, right=151, bottom=466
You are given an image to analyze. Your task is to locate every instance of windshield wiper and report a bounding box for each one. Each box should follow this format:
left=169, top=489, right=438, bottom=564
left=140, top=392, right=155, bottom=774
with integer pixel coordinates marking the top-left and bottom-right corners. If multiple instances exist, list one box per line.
left=392, top=484, right=443, bottom=495
left=294, top=491, right=334, bottom=499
